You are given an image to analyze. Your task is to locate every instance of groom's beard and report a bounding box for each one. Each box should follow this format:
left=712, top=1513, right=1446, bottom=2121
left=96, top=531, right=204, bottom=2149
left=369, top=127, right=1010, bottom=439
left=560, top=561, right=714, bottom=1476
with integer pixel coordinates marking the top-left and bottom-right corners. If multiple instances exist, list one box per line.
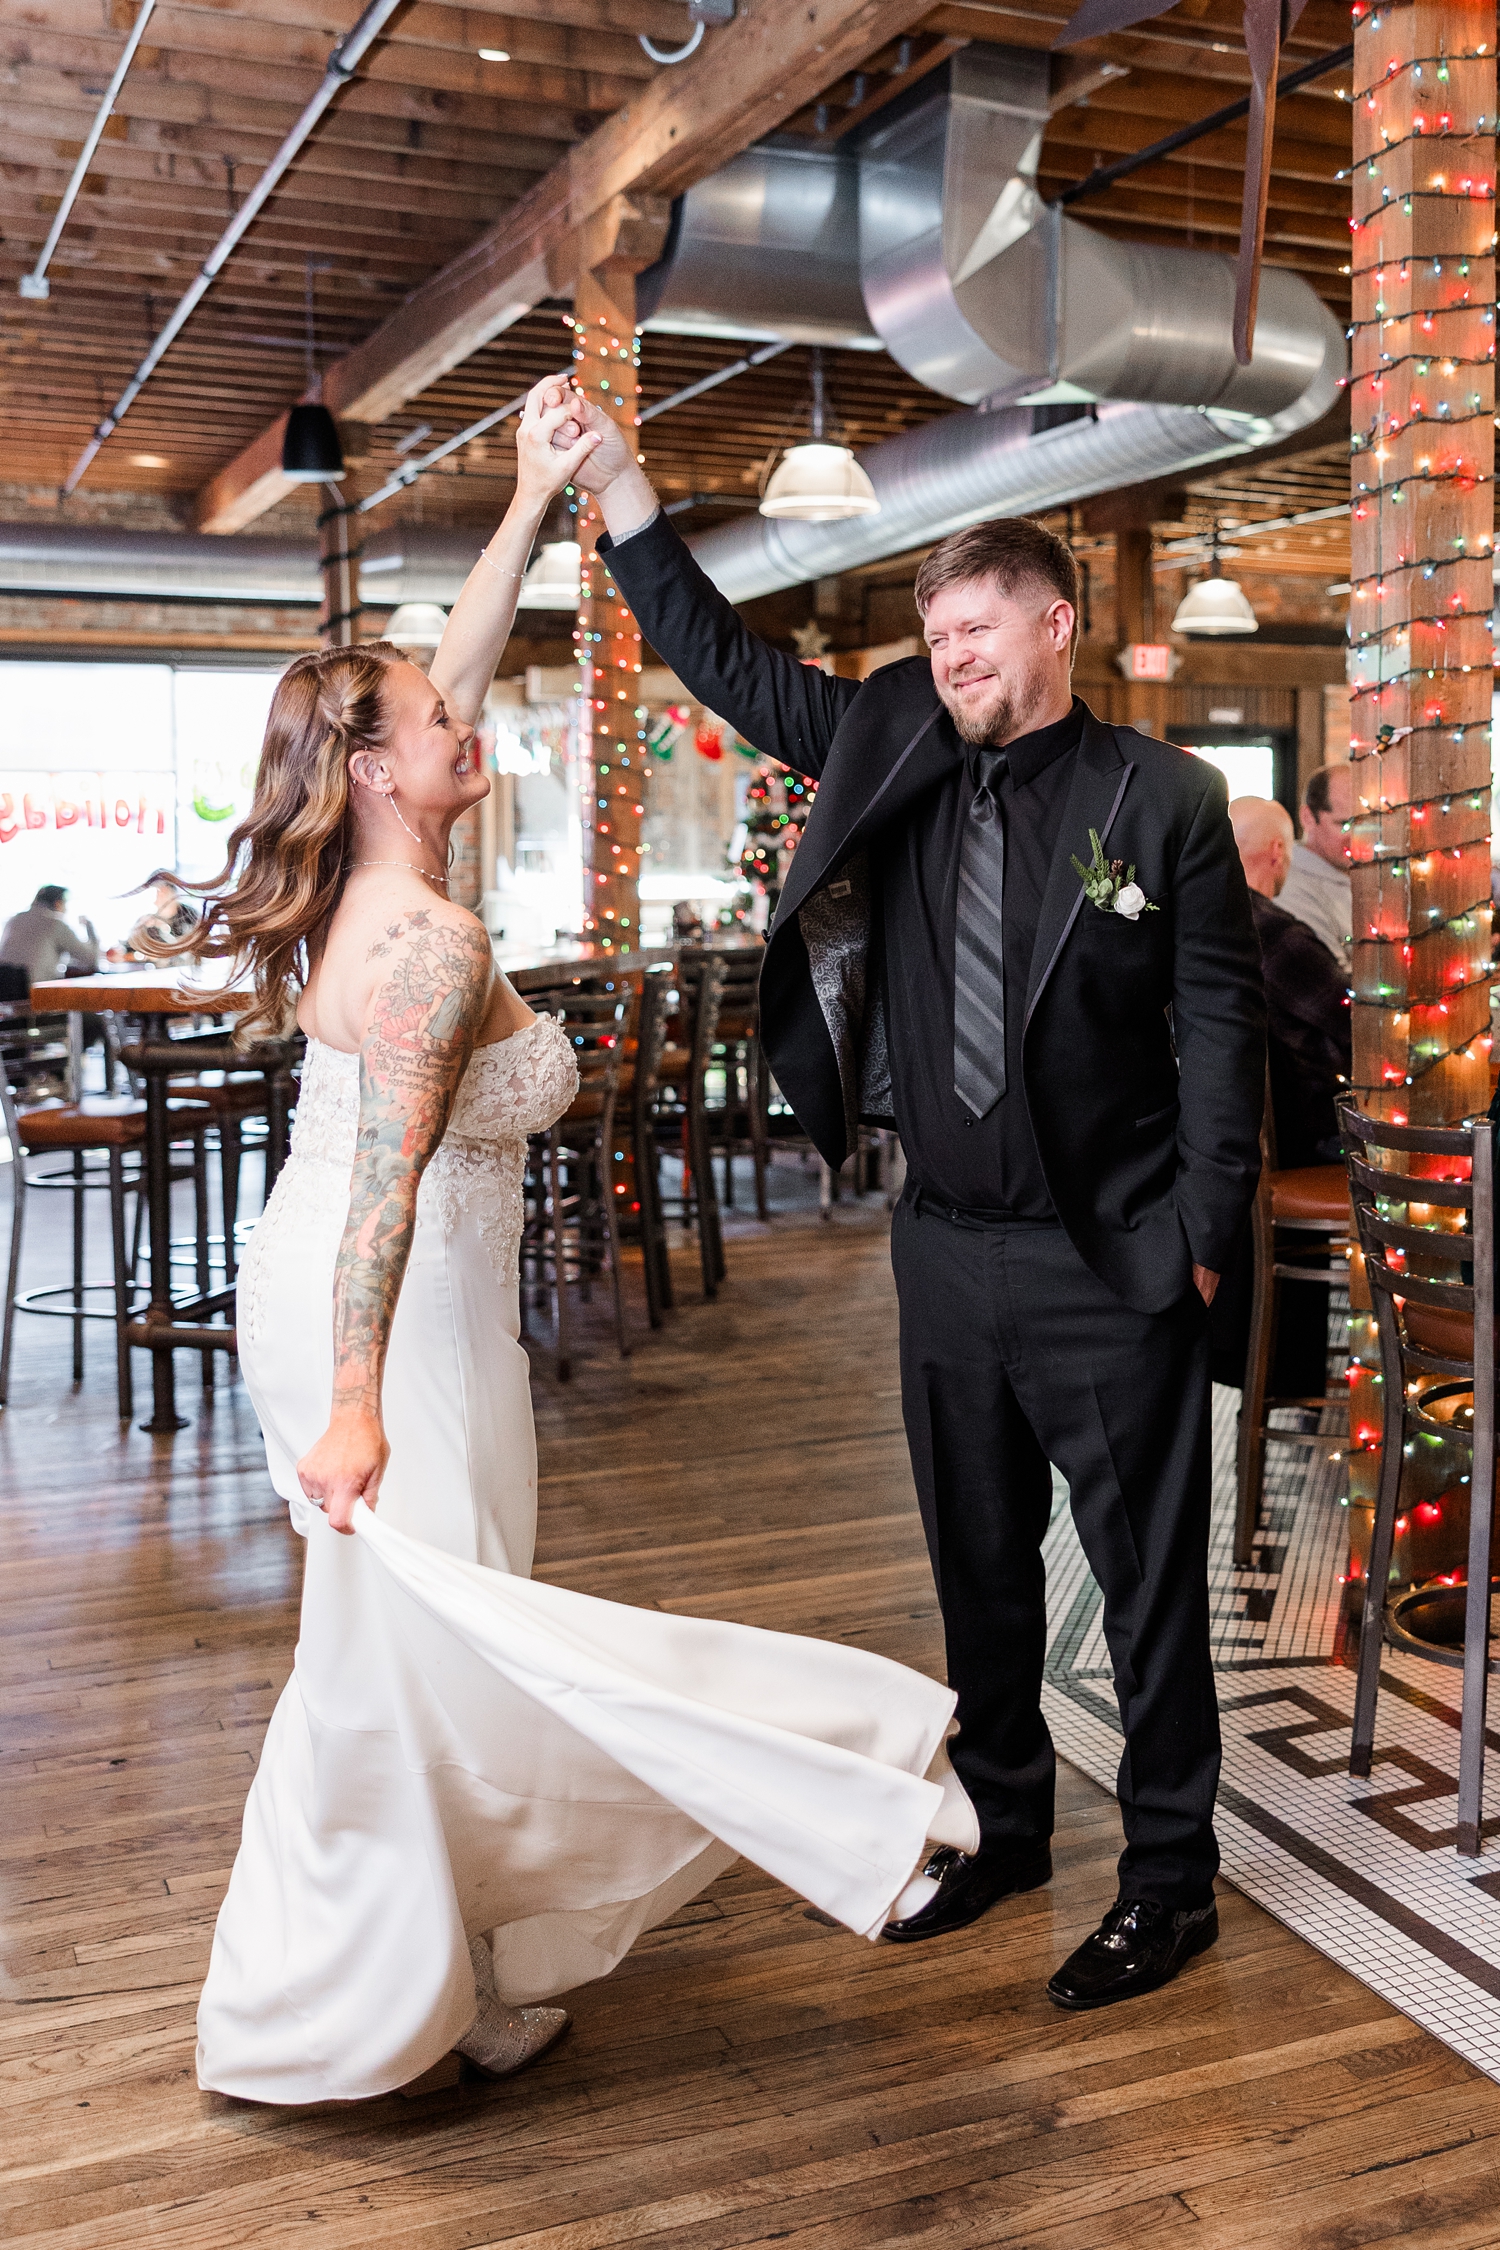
left=937, top=646, right=1052, bottom=745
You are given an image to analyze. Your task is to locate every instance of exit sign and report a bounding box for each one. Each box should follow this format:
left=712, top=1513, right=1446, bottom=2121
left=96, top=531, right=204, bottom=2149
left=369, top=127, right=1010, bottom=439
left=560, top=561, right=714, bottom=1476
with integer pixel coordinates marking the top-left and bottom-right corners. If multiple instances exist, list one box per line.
left=1124, top=643, right=1173, bottom=680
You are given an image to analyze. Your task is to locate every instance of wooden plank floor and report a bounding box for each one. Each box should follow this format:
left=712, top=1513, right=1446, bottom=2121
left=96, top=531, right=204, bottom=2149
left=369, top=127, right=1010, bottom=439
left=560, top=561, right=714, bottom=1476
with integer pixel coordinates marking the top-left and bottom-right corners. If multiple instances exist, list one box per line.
left=4, top=1177, right=1500, bottom=2249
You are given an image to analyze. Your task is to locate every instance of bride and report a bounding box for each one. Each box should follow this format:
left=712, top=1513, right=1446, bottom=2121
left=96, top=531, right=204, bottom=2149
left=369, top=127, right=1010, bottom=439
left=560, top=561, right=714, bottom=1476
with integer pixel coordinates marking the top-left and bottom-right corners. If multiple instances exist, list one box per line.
left=166, top=376, right=977, bottom=2105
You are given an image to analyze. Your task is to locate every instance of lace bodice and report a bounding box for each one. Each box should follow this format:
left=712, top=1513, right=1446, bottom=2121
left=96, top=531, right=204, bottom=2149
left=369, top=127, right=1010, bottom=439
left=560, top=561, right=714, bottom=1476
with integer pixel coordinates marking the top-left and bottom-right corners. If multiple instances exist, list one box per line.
left=241, top=1017, right=577, bottom=1339
left=287, top=1015, right=578, bottom=1168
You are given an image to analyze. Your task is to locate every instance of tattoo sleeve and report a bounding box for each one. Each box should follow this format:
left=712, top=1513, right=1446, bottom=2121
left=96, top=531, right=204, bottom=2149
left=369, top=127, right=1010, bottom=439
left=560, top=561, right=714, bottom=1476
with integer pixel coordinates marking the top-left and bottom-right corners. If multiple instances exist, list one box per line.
left=330, top=910, right=491, bottom=1418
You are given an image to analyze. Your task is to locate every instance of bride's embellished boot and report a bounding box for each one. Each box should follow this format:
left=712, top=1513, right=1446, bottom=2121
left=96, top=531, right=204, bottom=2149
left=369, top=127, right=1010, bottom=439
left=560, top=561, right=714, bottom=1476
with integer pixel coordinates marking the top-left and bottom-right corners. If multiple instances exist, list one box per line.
left=455, top=1932, right=569, bottom=2078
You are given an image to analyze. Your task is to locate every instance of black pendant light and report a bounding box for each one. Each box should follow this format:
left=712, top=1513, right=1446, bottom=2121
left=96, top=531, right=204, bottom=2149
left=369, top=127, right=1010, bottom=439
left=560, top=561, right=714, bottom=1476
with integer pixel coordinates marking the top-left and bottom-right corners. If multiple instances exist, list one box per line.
left=281, top=260, right=345, bottom=483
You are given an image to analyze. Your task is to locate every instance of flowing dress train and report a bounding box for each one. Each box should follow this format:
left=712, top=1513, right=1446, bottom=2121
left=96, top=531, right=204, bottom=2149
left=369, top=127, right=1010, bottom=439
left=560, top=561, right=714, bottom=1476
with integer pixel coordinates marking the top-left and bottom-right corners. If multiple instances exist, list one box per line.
left=196, top=1017, right=977, bottom=2103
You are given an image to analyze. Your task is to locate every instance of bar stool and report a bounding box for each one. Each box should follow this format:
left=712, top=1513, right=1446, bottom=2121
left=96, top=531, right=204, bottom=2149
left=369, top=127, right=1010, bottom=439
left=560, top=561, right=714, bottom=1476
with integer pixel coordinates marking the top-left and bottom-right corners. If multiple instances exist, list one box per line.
left=658, top=949, right=728, bottom=1299
left=708, top=947, right=770, bottom=1222
left=1234, top=1093, right=1353, bottom=1564
left=1341, top=1100, right=1495, bottom=1855
left=0, top=1084, right=213, bottom=1421
left=616, top=962, right=675, bottom=1329
left=522, top=978, right=631, bottom=1380
left=166, top=1069, right=272, bottom=1283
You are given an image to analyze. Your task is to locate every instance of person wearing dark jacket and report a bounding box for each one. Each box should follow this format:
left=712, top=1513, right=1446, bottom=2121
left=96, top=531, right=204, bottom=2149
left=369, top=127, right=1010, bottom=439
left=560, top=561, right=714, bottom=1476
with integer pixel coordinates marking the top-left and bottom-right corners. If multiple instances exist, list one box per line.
left=564, top=388, right=1266, bottom=2013
left=1229, top=796, right=1351, bottom=1167
left=1209, top=795, right=1352, bottom=1398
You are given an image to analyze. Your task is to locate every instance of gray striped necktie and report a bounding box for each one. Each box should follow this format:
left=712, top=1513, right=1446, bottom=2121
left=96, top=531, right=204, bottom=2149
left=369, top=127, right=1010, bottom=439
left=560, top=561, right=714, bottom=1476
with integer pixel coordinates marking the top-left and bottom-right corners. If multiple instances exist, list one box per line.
left=953, top=748, right=1009, bottom=1120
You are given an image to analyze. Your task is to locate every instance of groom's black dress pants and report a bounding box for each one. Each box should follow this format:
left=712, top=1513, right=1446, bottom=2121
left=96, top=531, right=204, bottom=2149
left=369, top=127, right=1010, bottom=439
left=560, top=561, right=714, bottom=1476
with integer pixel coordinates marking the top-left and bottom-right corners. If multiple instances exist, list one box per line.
left=891, top=1191, right=1220, bottom=1908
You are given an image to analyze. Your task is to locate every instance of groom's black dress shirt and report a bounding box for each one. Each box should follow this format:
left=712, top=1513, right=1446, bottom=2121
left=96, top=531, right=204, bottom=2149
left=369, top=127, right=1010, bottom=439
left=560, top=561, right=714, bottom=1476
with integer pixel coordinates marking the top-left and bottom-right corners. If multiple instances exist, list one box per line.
left=880, top=696, right=1085, bottom=1216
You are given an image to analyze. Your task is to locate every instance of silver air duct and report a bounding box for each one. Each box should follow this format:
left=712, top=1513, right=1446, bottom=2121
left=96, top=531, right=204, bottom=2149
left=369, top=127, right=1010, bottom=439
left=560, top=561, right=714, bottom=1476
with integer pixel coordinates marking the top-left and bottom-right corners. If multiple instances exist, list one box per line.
left=0, top=526, right=322, bottom=604
left=685, top=382, right=1342, bottom=605
left=859, top=45, right=1331, bottom=420
left=635, top=142, right=879, bottom=349
left=0, top=523, right=493, bottom=607
left=641, top=44, right=1342, bottom=423
left=645, top=39, right=1345, bottom=602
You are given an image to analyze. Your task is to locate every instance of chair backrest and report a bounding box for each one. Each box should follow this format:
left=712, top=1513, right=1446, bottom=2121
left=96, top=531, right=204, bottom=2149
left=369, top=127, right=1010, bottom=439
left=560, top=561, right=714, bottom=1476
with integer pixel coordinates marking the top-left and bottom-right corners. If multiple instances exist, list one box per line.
left=0, top=965, right=29, bottom=1004
left=1340, top=1098, right=1494, bottom=1414
left=632, top=963, right=674, bottom=1138
left=675, top=948, right=730, bottom=1086
left=712, top=944, right=763, bottom=1042
left=528, top=974, right=632, bottom=1140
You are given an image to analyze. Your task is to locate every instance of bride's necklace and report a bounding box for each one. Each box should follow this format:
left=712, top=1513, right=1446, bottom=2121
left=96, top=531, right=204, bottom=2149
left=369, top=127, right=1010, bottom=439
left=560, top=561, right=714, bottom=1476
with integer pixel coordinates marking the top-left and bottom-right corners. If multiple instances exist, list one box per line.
left=353, top=859, right=449, bottom=894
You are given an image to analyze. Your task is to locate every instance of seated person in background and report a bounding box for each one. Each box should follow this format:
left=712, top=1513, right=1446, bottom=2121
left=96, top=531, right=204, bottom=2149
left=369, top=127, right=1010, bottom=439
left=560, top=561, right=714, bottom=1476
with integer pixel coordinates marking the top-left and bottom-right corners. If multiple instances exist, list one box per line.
left=1276, top=761, right=1353, bottom=973
left=1230, top=795, right=1350, bottom=1169
left=128, top=878, right=198, bottom=955
left=0, top=884, right=98, bottom=985
left=1211, top=797, right=1352, bottom=1400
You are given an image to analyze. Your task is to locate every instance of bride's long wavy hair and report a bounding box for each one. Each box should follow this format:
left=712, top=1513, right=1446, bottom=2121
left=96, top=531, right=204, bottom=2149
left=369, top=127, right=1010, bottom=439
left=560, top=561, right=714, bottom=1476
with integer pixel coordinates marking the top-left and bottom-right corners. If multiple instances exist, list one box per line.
left=142, top=640, right=406, bottom=1038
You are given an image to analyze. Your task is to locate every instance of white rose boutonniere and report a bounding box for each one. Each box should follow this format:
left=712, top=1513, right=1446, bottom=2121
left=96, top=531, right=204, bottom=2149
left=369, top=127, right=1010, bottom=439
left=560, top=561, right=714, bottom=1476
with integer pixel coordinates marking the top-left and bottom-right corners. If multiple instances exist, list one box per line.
left=1070, top=829, right=1158, bottom=920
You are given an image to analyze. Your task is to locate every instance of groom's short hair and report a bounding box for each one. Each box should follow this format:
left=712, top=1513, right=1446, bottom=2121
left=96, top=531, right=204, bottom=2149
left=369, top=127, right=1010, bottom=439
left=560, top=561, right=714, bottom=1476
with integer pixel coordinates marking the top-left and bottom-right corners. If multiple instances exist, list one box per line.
left=914, top=518, right=1080, bottom=651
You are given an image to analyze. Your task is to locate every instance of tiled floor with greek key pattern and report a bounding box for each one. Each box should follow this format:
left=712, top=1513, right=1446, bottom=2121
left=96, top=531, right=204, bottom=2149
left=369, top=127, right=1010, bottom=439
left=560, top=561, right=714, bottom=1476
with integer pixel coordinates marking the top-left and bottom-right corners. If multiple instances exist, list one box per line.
left=1042, top=1385, right=1500, bottom=2082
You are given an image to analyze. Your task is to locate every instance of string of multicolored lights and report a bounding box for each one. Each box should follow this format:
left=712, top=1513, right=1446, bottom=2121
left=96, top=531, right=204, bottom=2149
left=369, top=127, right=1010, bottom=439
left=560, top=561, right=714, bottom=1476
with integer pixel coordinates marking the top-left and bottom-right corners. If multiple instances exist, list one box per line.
left=565, top=304, right=652, bottom=953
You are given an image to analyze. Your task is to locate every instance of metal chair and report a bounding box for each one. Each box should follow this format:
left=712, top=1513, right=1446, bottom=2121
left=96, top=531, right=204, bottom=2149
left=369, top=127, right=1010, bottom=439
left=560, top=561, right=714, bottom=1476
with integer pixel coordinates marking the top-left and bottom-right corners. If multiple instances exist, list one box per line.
left=0, top=1003, right=214, bottom=1422
left=522, top=977, right=632, bottom=1380
left=707, top=945, right=770, bottom=1222
left=658, top=949, right=727, bottom=1299
left=621, top=962, right=675, bottom=1329
left=1341, top=1098, right=1495, bottom=1856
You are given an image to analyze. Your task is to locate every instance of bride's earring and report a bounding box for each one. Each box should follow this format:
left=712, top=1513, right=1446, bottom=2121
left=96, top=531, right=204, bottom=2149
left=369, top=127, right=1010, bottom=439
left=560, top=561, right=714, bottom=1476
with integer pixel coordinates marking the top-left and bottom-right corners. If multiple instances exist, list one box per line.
left=384, top=787, right=426, bottom=852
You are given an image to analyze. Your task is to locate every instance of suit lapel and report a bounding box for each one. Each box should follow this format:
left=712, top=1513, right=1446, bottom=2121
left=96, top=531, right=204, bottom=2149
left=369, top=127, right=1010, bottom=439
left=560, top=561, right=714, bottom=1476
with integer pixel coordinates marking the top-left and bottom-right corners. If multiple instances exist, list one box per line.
left=777, top=697, right=961, bottom=925
left=1024, top=714, right=1135, bottom=1028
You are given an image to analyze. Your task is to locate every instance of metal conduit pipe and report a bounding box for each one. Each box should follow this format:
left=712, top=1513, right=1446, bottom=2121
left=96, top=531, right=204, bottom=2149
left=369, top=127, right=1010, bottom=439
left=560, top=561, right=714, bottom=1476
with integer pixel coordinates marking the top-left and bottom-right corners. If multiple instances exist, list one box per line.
left=63, top=0, right=407, bottom=494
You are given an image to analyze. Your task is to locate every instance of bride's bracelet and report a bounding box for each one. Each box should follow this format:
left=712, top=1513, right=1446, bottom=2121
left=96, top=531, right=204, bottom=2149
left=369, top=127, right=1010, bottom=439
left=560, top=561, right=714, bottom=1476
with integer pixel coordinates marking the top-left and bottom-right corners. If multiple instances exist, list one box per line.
left=478, top=547, right=521, bottom=579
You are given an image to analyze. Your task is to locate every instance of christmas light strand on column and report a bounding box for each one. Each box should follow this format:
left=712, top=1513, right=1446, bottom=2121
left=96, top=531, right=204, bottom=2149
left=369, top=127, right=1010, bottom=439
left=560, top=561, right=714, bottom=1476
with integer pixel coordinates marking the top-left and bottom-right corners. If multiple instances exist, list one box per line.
left=565, top=304, right=651, bottom=953
left=1347, top=0, right=1496, bottom=1130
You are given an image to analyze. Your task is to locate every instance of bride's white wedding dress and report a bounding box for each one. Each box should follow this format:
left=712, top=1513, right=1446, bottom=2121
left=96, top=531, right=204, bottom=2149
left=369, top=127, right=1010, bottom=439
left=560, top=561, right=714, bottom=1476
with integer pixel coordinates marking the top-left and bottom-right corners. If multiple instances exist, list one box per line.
left=197, top=1015, right=977, bottom=2104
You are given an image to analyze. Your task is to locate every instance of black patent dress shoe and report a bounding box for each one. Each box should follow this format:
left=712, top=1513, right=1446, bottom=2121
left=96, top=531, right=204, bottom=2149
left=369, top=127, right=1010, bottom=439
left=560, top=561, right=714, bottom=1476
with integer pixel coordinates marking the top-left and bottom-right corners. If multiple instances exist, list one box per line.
left=1046, top=1895, right=1218, bottom=2010
left=881, top=1842, right=1052, bottom=1943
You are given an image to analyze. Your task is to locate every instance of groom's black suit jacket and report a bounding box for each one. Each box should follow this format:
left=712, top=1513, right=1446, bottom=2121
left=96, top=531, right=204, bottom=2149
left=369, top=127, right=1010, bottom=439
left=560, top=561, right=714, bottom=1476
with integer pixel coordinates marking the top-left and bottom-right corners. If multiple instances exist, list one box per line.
left=601, top=513, right=1266, bottom=1316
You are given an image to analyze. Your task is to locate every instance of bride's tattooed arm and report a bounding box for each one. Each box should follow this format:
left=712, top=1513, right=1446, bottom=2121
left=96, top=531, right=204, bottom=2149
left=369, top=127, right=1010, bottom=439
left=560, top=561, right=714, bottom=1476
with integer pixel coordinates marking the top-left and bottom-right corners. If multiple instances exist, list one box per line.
left=332, top=908, right=492, bottom=1418
left=298, top=907, right=491, bottom=1531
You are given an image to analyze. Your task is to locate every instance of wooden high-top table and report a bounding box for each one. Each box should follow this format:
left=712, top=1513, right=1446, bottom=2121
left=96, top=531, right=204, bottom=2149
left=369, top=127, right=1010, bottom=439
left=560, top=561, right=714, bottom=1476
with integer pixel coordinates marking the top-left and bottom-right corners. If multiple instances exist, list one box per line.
left=30, top=973, right=293, bottom=1433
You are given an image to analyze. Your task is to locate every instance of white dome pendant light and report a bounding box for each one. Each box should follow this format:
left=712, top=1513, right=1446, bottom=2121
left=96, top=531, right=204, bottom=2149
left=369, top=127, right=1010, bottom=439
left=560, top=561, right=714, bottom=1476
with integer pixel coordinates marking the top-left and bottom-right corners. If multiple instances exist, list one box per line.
left=1170, top=524, right=1259, bottom=637
left=385, top=602, right=449, bottom=648
left=760, top=348, right=879, bottom=523
left=517, top=538, right=582, bottom=609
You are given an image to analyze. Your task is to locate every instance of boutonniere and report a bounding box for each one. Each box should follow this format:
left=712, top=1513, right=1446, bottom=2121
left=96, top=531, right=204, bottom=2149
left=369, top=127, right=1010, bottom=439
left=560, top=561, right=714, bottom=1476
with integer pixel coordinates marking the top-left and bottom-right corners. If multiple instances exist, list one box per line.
left=1070, top=829, right=1158, bottom=921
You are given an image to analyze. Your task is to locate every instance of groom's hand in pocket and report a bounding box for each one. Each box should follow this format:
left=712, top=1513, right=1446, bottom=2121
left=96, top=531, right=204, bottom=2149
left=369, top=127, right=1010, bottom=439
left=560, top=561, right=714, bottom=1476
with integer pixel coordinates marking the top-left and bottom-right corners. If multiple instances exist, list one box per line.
left=297, top=1408, right=390, bottom=1535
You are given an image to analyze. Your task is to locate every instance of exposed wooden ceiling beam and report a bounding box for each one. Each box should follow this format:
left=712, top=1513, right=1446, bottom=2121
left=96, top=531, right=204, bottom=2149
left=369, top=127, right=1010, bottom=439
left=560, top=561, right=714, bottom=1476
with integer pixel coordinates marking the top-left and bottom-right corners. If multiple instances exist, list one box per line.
left=196, top=0, right=944, bottom=533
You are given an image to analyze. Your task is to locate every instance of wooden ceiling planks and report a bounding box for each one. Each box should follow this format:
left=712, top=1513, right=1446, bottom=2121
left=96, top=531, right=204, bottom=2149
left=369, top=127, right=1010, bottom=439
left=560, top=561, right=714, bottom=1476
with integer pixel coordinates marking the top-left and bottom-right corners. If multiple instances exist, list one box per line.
left=0, top=0, right=1353, bottom=534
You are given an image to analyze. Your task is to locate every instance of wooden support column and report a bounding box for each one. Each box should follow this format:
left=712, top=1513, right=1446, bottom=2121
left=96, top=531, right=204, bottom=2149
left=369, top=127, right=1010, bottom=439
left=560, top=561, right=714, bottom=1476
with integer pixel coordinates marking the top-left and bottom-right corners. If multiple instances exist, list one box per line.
left=1115, top=525, right=1169, bottom=736
left=317, top=480, right=363, bottom=647
left=571, top=217, right=652, bottom=953
left=1345, top=0, right=1496, bottom=1583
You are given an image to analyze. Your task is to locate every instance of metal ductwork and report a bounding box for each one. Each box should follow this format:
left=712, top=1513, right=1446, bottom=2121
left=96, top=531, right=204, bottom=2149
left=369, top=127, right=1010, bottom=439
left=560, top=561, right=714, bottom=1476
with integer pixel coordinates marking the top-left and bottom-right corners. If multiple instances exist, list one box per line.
left=640, top=43, right=1343, bottom=423
left=0, top=525, right=322, bottom=604
left=638, top=39, right=1345, bottom=603
left=684, top=384, right=1342, bottom=605
left=636, top=142, right=879, bottom=349
left=0, top=522, right=491, bottom=607
left=3, top=43, right=1344, bottom=615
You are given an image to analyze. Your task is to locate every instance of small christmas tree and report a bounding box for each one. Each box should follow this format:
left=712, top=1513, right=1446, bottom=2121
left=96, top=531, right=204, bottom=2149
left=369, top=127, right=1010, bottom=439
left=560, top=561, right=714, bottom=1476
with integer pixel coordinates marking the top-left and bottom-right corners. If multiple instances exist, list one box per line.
left=731, top=758, right=818, bottom=927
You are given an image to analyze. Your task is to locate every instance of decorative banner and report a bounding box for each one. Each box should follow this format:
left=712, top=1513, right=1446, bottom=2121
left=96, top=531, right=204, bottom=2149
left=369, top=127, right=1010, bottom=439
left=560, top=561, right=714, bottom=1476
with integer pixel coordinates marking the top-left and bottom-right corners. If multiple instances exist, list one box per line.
left=0, top=770, right=175, bottom=943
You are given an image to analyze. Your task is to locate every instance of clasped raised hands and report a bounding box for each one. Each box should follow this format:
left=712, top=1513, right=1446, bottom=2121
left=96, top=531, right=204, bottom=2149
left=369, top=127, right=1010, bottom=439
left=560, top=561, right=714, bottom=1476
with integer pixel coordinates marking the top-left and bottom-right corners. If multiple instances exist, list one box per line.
left=512, top=375, right=606, bottom=514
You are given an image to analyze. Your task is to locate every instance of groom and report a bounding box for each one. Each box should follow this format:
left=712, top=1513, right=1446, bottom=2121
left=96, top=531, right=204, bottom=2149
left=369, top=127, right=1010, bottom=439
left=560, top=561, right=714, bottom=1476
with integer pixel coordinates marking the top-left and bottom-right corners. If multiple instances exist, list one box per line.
left=573, top=407, right=1265, bottom=2009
